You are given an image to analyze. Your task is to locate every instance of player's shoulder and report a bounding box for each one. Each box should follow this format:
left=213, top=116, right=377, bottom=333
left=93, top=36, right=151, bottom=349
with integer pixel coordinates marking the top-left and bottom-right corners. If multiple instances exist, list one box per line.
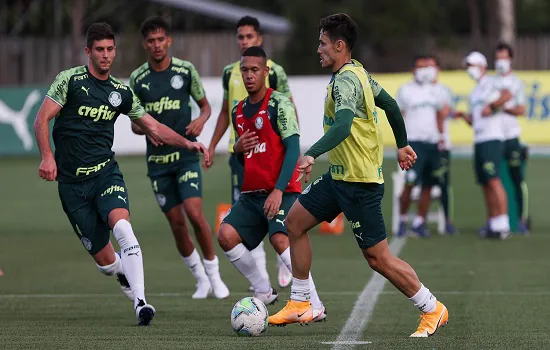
left=222, top=61, right=239, bottom=74
left=269, top=90, right=291, bottom=105
left=336, top=69, right=361, bottom=87
left=171, top=57, right=197, bottom=71
left=267, top=59, right=286, bottom=73
left=54, top=65, right=87, bottom=82
left=129, top=62, right=149, bottom=82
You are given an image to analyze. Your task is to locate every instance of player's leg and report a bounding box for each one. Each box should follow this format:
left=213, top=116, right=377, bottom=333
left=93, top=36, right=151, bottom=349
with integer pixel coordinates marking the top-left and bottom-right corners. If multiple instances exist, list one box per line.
left=267, top=193, right=326, bottom=322
left=412, top=143, right=440, bottom=237
left=399, top=141, right=426, bottom=237
left=269, top=173, right=341, bottom=326
left=218, top=194, right=277, bottom=305
left=151, top=174, right=212, bottom=299
left=180, top=163, right=229, bottom=299
left=505, top=138, right=528, bottom=233
left=341, top=182, right=447, bottom=337
left=97, top=165, right=154, bottom=325
left=438, top=150, right=457, bottom=234
left=475, top=143, right=492, bottom=235
left=229, top=153, right=270, bottom=288
left=58, top=180, right=132, bottom=301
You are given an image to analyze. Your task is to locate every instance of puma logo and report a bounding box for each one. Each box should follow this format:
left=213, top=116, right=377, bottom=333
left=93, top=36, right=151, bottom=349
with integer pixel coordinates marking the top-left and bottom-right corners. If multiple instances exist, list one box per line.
left=118, top=195, right=127, bottom=203
left=141, top=83, right=150, bottom=91
left=128, top=251, right=140, bottom=257
left=354, top=232, right=364, bottom=241
left=276, top=218, right=285, bottom=226
left=237, top=123, right=244, bottom=131
left=0, top=89, right=40, bottom=151
left=81, top=86, right=90, bottom=96
left=190, top=182, right=199, bottom=190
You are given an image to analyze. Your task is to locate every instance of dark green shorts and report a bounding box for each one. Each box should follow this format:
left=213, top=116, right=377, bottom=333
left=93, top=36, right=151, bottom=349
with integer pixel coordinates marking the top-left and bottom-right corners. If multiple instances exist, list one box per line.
left=229, top=153, right=244, bottom=204
left=503, top=138, right=522, bottom=168
left=149, top=161, right=202, bottom=213
left=58, top=163, right=129, bottom=255
left=299, top=172, right=386, bottom=249
left=222, top=192, right=299, bottom=250
left=474, top=140, right=504, bottom=186
left=406, top=141, right=440, bottom=187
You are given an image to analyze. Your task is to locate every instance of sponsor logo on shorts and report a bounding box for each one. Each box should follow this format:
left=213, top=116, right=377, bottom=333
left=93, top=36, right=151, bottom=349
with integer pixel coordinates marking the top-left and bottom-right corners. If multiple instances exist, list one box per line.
left=179, top=170, right=199, bottom=183
left=190, top=182, right=199, bottom=190
left=349, top=221, right=361, bottom=230
left=148, top=151, right=180, bottom=164
left=101, top=185, right=125, bottom=197
left=156, top=193, right=167, bottom=207
left=81, top=237, right=92, bottom=251
left=276, top=218, right=285, bottom=226
left=76, top=159, right=110, bottom=176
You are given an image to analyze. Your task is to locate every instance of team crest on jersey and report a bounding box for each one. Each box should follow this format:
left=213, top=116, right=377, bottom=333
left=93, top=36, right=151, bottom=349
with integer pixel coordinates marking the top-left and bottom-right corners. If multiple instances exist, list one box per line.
left=108, top=91, right=122, bottom=107
left=170, top=75, right=184, bottom=89
left=156, top=194, right=167, bottom=207
left=255, top=116, right=264, bottom=130
left=81, top=237, right=92, bottom=251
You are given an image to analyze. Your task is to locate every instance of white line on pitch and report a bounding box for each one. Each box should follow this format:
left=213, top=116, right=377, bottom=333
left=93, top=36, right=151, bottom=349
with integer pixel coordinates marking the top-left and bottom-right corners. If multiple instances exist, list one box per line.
left=330, top=237, right=407, bottom=350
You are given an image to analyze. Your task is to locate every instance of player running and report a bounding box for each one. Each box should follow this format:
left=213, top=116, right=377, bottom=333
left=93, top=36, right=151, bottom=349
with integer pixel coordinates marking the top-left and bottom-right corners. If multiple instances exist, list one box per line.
left=268, top=14, right=448, bottom=337
left=206, top=16, right=293, bottom=290
left=33, top=22, right=210, bottom=325
left=129, top=16, right=229, bottom=300
left=217, top=46, right=326, bottom=321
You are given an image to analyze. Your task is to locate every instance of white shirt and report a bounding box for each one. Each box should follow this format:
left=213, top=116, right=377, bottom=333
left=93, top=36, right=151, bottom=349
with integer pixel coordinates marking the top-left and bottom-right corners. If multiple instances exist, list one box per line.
left=396, top=81, right=442, bottom=144
left=493, top=73, right=525, bottom=140
left=432, top=83, right=454, bottom=150
left=469, top=75, right=504, bottom=143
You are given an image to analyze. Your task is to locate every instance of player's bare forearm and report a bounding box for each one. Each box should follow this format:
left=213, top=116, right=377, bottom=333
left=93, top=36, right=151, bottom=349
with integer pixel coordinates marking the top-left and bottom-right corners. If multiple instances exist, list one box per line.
left=491, top=89, right=512, bottom=108
left=505, top=105, right=526, bottom=116
left=131, top=122, right=145, bottom=135
left=33, top=98, right=60, bottom=160
left=197, top=98, right=212, bottom=121
left=436, top=109, right=445, bottom=134
left=208, top=99, right=229, bottom=150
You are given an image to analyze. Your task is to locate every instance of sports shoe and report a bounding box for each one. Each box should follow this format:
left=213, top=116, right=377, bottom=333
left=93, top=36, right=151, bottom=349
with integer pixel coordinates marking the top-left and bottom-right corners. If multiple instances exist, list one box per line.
left=410, top=301, right=448, bottom=337
left=518, top=218, right=530, bottom=235
left=312, top=305, right=327, bottom=322
left=412, top=223, right=430, bottom=238
left=203, top=257, right=230, bottom=299
left=135, top=299, right=156, bottom=326
left=478, top=222, right=490, bottom=237
left=116, top=273, right=133, bottom=301
left=277, top=263, right=292, bottom=288
left=444, top=222, right=457, bottom=235
left=254, top=288, right=278, bottom=306
left=396, top=221, right=408, bottom=237
left=268, top=300, right=313, bottom=326
left=209, top=278, right=230, bottom=299
left=192, top=279, right=212, bottom=299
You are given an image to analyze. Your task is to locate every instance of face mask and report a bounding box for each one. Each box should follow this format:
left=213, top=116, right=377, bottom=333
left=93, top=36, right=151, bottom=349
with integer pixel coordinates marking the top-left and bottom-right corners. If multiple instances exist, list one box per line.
left=414, top=67, right=432, bottom=84
left=495, top=59, right=511, bottom=75
left=467, top=66, right=483, bottom=81
left=424, top=66, right=438, bottom=83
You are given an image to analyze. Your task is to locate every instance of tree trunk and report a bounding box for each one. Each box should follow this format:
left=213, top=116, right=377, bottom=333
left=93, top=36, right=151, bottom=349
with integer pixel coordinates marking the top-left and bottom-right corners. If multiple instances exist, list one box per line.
left=498, top=0, right=515, bottom=45
left=467, top=0, right=482, bottom=48
left=71, top=0, right=86, bottom=66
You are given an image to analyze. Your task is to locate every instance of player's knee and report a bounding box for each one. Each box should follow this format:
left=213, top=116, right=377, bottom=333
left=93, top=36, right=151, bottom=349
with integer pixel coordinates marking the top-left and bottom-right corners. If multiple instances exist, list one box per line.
left=269, top=233, right=289, bottom=253
left=285, top=215, right=301, bottom=239
left=363, top=250, right=391, bottom=274
left=217, top=224, right=240, bottom=252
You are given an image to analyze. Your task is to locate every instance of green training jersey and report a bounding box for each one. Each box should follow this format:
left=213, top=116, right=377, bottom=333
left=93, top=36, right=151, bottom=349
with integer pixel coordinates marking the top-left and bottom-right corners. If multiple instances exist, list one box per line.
left=46, top=65, right=146, bottom=183
left=230, top=90, right=299, bottom=141
left=129, top=58, right=205, bottom=176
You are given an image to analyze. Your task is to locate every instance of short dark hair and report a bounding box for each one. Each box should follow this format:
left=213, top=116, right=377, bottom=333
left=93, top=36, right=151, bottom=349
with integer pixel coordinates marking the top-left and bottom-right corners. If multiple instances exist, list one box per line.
left=496, top=42, right=514, bottom=58
left=140, top=16, right=171, bottom=38
left=237, top=16, right=261, bottom=34
left=242, top=46, right=267, bottom=61
left=319, top=14, right=359, bottom=51
left=414, top=54, right=440, bottom=66
left=86, top=22, right=115, bottom=49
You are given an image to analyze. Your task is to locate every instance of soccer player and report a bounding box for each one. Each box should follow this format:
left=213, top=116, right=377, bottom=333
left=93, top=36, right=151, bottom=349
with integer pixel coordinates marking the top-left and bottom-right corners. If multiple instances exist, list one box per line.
left=493, top=43, right=529, bottom=234
left=217, top=46, right=326, bottom=320
left=129, top=17, right=229, bottom=299
left=396, top=55, right=446, bottom=237
left=206, top=15, right=292, bottom=290
left=455, top=51, right=511, bottom=239
left=429, top=57, right=458, bottom=234
left=269, top=14, right=448, bottom=337
left=33, top=22, right=210, bottom=325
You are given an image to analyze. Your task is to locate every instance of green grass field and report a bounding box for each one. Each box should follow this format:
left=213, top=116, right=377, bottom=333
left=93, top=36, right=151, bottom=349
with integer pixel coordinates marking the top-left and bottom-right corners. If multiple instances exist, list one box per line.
left=0, top=155, right=549, bottom=349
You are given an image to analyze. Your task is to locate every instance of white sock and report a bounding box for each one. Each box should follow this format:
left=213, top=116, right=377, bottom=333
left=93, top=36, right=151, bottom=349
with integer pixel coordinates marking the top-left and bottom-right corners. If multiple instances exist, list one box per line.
left=279, top=248, right=321, bottom=308
left=113, top=219, right=146, bottom=308
left=400, top=214, right=408, bottom=222
left=250, top=241, right=270, bottom=282
left=181, top=249, right=209, bottom=283
left=495, top=214, right=510, bottom=232
left=277, top=254, right=286, bottom=268
left=97, top=252, right=123, bottom=276
left=225, top=243, right=270, bottom=293
left=203, top=255, right=223, bottom=283
left=290, top=277, right=310, bottom=302
left=412, top=216, right=424, bottom=228
left=409, top=284, right=437, bottom=313
left=489, top=216, right=499, bottom=232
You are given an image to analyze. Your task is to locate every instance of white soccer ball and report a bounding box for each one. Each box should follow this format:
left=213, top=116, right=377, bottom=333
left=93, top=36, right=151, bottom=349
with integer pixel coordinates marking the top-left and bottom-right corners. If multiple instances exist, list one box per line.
left=230, top=297, right=268, bottom=336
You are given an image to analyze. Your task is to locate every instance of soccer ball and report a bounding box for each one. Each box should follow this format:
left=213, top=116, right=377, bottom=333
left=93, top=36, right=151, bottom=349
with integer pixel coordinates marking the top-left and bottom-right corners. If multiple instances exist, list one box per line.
left=230, top=297, right=268, bottom=336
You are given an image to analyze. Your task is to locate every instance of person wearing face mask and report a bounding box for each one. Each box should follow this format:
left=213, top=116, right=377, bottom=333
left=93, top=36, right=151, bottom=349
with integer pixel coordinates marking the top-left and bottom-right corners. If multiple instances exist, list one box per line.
left=455, top=51, right=512, bottom=239
left=493, top=43, right=529, bottom=234
left=395, top=55, right=446, bottom=238
left=429, top=57, right=458, bottom=235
